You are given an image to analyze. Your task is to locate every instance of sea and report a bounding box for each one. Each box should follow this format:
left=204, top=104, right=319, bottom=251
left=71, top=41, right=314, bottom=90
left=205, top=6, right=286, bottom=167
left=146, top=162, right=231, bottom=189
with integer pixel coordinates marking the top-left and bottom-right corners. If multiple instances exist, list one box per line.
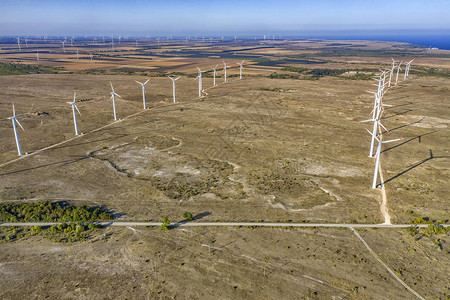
left=285, top=31, right=450, bottom=50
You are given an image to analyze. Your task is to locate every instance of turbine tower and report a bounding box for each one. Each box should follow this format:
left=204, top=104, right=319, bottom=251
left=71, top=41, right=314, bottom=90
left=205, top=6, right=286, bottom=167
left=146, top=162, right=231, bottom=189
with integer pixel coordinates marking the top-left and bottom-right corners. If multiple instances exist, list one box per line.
left=194, top=67, right=206, bottom=98
left=167, top=76, right=180, bottom=103
left=17, top=37, right=21, bottom=51
left=36, top=52, right=39, bottom=61
left=135, top=78, right=150, bottom=109
left=237, top=60, right=245, bottom=79
left=61, top=39, right=66, bottom=53
left=7, top=103, right=25, bottom=156
left=395, top=61, right=402, bottom=85
left=223, top=61, right=229, bottom=83
left=67, top=92, right=81, bottom=135
left=109, top=82, right=122, bottom=121
left=212, top=64, right=218, bottom=86
left=404, top=60, right=413, bottom=79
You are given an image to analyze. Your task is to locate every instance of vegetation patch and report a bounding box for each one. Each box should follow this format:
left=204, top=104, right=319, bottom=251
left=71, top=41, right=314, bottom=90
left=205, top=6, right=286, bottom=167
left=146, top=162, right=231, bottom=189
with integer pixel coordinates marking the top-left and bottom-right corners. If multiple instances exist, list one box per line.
left=0, top=201, right=113, bottom=222
left=0, top=222, right=103, bottom=243
left=0, top=62, right=63, bottom=75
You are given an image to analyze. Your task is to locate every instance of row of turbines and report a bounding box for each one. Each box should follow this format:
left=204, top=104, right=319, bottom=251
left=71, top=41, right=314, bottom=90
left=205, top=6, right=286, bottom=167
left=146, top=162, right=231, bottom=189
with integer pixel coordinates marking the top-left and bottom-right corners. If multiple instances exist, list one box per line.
left=14, top=34, right=281, bottom=52
left=362, top=59, right=414, bottom=189
left=6, top=61, right=246, bottom=156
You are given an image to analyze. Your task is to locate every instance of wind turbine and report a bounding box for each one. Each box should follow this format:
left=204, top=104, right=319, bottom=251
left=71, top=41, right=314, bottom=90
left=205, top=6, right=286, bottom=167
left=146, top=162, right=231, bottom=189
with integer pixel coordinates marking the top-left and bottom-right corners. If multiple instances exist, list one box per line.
left=7, top=103, right=25, bottom=156
left=404, top=60, right=413, bottom=79
left=61, top=39, right=66, bottom=53
left=67, top=92, right=81, bottom=135
left=24, top=37, right=29, bottom=48
left=36, top=52, right=39, bottom=61
left=237, top=60, right=245, bottom=79
left=212, top=64, right=218, bottom=86
left=365, top=129, right=402, bottom=189
left=388, top=58, right=396, bottom=87
left=76, top=49, right=79, bottom=60
left=109, top=82, right=122, bottom=121
left=395, top=61, right=402, bottom=85
left=194, top=67, right=206, bottom=98
left=90, top=52, right=93, bottom=61
left=135, top=78, right=150, bottom=109
left=17, top=37, right=21, bottom=51
left=167, top=76, right=180, bottom=103
left=111, top=41, right=115, bottom=51
left=361, top=104, right=389, bottom=158
left=223, top=61, right=229, bottom=83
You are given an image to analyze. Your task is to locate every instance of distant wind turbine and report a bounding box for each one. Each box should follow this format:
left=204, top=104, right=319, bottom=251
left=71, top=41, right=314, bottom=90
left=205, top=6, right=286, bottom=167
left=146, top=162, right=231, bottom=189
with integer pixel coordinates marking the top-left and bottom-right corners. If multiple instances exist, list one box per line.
left=109, top=82, right=122, bottom=121
left=17, top=37, right=21, bottom=51
left=61, top=39, right=66, bottom=53
left=194, top=67, right=207, bottom=98
left=67, top=92, right=81, bottom=135
left=167, top=76, right=180, bottom=103
left=237, top=60, right=245, bottom=79
left=7, top=103, right=25, bottom=156
left=135, top=78, right=150, bottom=109
left=395, top=61, right=402, bottom=85
left=36, top=52, right=39, bottom=61
left=404, top=60, right=413, bottom=79
left=212, top=64, right=218, bottom=86
left=223, top=61, right=229, bottom=83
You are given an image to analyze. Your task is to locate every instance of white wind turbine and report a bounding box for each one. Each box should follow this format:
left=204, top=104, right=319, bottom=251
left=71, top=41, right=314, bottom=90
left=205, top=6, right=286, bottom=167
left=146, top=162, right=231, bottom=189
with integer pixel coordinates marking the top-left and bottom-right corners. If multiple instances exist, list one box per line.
left=167, top=76, right=180, bottom=103
left=361, top=103, right=389, bottom=158
left=388, top=58, right=396, bottom=87
left=194, top=67, right=207, bottom=98
left=365, top=129, right=402, bottom=189
left=109, top=82, right=122, bottom=121
left=76, top=49, right=79, bottom=60
left=36, top=52, right=39, bottom=61
left=90, top=52, right=93, bottom=61
left=67, top=92, right=81, bottom=135
left=404, top=60, right=413, bottom=79
left=395, top=61, right=402, bottom=85
left=61, top=38, right=66, bottom=53
left=223, top=61, right=229, bottom=83
left=24, top=37, right=29, bottom=48
left=135, top=78, right=150, bottom=109
left=17, top=37, right=21, bottom=51
left=7, top=103, right=25, bottom=156
left=212, top=64, right=218, bottom=86
left=237, top=60, right=245, bottom=79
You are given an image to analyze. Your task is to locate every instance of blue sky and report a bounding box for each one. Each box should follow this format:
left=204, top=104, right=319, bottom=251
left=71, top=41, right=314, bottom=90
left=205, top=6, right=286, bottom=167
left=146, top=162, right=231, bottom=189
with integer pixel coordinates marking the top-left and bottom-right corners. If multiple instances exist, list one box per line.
left=0, top=0, right=449, bottom=36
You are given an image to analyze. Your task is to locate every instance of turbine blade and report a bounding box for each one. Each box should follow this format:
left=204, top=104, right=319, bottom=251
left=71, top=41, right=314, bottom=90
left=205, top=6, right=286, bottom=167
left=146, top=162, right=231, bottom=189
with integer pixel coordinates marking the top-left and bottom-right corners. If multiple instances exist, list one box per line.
left=110, top=81, right=114, bottom=92
left=378, top=121, right=389, bottom=132
left=135, top=80, right=143, bottom=85
left=12, top=103, right=16, bottom=116
left=74, top=104, right=81, bottom=115
left=144, top=79, right=150, bottom=85
left=383, top=138, right=402, bottom=143
left=360, top=119, right=374, bottom=123
left=175, top=77, right=180, bottom=81
left=115, top=93, right=123, bottom=98
left=73, top=91, right=76, bottom=102
left=15, top=119, right=25, bottom=131
left=365, top=128, right=380, bottom=142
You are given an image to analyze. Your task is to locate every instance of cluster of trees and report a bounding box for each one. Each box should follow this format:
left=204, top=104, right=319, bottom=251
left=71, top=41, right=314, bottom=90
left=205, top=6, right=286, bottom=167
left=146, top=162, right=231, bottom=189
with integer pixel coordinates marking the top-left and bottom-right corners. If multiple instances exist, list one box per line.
left=0, top=201, right=113, bottom=222
left=0, top=222, right=103, bottom=243
left=0, top=62, right=61, bottom=75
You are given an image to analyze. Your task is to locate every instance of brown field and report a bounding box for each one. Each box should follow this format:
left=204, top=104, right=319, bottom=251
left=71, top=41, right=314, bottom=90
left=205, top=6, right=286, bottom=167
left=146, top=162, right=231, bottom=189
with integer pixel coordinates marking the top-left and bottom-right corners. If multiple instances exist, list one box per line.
left=0, top=38, right=449, bottom=299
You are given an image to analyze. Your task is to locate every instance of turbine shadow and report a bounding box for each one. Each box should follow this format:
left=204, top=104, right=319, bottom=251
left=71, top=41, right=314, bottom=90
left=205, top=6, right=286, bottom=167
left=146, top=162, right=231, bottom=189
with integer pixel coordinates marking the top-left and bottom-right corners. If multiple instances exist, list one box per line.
left=170, top=211, right=212, bottom=228
left=0, top=155, right=90, bottom=177
left=382, top=150, right=450, bottom=186
left=380, top=117, right=425, bottom=134
left=381, top=109, right=413, bottom=120
left=383, top=101, right=414, bottom=110
left=380, top=130, right=437, bottom=154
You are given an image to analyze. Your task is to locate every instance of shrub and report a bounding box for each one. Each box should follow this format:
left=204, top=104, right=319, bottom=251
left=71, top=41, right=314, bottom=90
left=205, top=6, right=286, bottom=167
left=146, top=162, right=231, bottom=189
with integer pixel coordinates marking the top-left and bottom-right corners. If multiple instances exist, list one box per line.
left=183, top=212, right=193, bottom=221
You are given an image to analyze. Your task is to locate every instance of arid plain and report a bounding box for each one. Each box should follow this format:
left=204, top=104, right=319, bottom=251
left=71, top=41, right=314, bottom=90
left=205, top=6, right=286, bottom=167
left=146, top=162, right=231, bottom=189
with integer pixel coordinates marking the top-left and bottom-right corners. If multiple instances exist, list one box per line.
left=0, top=38, right=449, bottom=299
